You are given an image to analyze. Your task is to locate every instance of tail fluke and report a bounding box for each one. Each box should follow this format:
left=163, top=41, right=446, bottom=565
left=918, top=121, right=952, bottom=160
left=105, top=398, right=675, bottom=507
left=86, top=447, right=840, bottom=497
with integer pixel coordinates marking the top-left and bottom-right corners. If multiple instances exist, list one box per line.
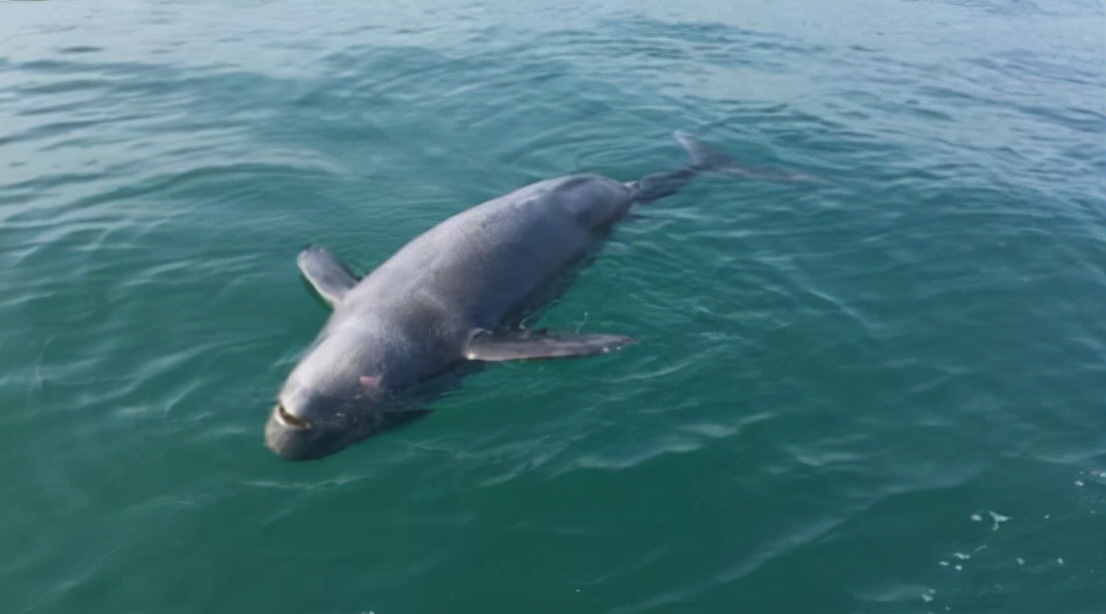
left=674, top=131, right=737, bottom=171
left=629, top=132, right=822, bottom=203
left=680, top=130, right=825, bottom=184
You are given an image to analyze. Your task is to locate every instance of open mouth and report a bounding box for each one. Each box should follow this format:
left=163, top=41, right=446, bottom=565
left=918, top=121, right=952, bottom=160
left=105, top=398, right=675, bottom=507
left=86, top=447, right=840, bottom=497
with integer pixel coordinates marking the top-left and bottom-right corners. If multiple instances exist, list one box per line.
left=273, top=404, right=311, bottom=429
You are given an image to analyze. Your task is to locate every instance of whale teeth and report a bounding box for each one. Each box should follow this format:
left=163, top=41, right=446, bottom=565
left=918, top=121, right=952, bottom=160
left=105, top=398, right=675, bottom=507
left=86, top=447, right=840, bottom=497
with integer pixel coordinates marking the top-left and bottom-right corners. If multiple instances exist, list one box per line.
left=275, top=404, right=310, bottom=429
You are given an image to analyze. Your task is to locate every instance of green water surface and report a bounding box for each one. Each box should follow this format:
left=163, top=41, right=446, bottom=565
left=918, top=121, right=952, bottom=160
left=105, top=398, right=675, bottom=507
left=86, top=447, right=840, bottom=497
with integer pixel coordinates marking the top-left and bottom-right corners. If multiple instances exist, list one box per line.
left=2, top=1, right=1105, bottom=613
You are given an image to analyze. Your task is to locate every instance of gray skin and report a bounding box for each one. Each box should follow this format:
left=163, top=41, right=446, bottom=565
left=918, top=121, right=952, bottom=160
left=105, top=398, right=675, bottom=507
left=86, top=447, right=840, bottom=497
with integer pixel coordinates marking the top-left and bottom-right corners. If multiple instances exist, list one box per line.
left=265, top=133, right=736, bottom=460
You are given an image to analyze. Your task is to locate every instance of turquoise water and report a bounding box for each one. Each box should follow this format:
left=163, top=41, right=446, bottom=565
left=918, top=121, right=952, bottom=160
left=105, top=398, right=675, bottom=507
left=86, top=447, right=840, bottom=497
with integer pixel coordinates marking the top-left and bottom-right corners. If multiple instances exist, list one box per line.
left=2, top=1, right=1105, bottom=612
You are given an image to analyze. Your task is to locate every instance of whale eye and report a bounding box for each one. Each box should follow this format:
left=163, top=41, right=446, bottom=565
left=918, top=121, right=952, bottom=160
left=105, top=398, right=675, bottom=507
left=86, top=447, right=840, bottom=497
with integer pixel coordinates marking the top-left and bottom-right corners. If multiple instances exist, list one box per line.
left=275, top=403, right=310, bottom=429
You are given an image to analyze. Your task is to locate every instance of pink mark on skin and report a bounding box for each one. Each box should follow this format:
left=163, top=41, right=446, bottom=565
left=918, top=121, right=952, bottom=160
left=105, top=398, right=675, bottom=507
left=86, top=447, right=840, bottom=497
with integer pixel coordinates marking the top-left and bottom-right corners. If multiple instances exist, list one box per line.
left=358, top=375, right=384, bottom=399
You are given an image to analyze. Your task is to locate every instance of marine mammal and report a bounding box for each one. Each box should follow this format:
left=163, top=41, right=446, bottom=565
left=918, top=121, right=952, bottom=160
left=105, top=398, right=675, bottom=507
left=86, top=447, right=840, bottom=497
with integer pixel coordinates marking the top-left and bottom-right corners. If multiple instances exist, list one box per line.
left=265, top=133, right=745, bottom=460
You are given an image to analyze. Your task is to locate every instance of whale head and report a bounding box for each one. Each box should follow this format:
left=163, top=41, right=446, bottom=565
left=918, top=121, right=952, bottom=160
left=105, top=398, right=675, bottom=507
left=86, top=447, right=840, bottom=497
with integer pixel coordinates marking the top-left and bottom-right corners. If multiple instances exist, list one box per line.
left=264, top=326, right=417, bottom=460
left=264, top=372, right=385, bottom=460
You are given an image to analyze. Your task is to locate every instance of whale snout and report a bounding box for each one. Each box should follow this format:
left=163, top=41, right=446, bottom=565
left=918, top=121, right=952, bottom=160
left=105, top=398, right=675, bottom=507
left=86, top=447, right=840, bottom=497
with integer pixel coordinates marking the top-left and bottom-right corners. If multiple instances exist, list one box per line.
left=264, top=403, right=347, bottom=461
left=263, top=386, right=432, bottom=460
left=273, top=403, right=310, bottom=429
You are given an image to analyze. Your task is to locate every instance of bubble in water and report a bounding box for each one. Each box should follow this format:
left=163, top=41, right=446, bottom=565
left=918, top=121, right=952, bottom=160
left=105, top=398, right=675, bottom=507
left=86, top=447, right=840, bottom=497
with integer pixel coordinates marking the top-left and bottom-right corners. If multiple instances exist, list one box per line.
left=988, top=510, right=1011, bottom=531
